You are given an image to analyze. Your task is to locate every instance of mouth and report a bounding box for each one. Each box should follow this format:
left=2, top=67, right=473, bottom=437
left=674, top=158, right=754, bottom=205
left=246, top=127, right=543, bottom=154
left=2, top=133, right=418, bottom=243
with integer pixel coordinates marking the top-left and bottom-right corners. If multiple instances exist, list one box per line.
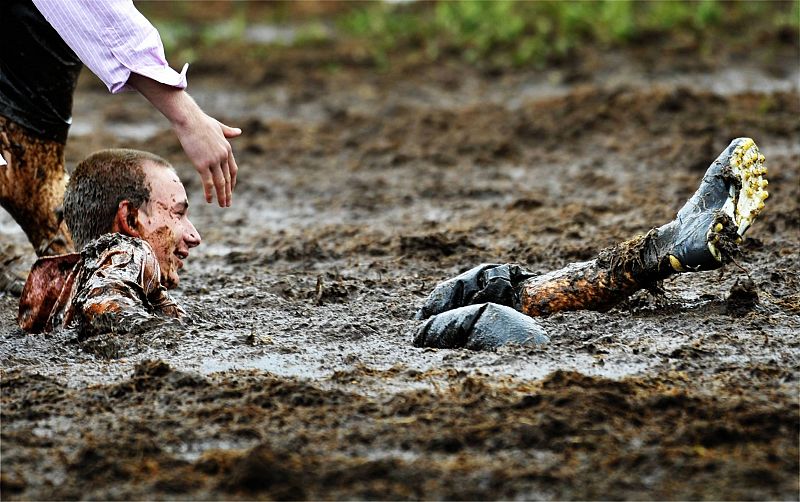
left=174, top=250, right=188, bottom=268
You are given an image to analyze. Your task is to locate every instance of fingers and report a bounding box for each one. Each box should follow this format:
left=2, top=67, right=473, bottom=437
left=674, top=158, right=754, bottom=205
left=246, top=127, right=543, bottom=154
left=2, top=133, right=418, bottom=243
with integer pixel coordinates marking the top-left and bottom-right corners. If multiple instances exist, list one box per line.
left=178, top=115, right=241, bottom=207
left=222, top=160, right=232, bottom=206
left=197, top=146, right=235, bottom=207
left=199, top=162, right=231, bottom=207
left=209, top=164, right=227, bottom=208
left=217, top=121, right=239, bottom=205
left=200, top=168, right=214, bottom=204
left=219, top=121, right=242, bottom=138
left=228, top=148, right=238, bottom=190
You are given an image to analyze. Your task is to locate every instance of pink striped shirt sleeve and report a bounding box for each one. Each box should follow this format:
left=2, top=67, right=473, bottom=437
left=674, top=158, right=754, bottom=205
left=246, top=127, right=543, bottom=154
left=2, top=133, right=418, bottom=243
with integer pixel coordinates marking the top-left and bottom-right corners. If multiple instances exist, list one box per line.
left=31, top=0, right=188, bottom=94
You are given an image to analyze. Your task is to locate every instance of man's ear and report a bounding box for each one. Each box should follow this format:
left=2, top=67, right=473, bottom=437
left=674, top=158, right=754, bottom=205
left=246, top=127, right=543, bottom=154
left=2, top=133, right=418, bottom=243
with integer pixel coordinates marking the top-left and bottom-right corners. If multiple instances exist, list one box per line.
left=113, top=200, right=142, bottom=238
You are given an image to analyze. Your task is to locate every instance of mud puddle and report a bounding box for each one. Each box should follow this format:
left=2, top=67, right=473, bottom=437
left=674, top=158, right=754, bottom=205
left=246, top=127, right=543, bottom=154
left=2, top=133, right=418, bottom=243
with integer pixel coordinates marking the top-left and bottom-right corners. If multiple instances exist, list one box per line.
left=2, top=43, right=799, bottom=499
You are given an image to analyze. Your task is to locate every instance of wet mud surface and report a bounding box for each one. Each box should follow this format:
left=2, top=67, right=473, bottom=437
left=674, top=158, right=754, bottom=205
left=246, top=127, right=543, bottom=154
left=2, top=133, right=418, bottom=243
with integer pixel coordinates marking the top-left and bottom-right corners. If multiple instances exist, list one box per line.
left=2, top=41, right=799, bottom=499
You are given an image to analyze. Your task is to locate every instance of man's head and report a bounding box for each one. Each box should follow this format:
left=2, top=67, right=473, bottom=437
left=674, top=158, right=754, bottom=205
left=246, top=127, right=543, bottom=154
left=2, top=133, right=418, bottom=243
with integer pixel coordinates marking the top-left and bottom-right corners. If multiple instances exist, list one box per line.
left=64, top=149, right=201, bottom=288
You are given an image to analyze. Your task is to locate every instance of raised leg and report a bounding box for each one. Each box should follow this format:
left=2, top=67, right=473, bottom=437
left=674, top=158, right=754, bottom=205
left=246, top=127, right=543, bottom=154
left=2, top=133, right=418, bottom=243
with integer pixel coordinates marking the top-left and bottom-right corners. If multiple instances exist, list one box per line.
left=413, top=138, right=768, bottom=349
left=520, top=137, right=768, bottom=316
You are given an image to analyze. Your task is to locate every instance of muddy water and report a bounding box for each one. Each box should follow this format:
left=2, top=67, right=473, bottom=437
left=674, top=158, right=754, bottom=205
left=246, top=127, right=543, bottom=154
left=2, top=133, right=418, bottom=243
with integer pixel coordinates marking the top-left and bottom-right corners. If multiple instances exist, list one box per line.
left=2, top=46, right=799, bottom=499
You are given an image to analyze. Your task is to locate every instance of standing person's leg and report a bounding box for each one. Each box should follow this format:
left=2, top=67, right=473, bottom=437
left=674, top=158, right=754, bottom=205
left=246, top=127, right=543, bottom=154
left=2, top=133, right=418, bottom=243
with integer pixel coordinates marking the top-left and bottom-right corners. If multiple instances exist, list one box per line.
left=1, top=0, right=82, bottom=258
left=0, top=116, right=74, bottom=256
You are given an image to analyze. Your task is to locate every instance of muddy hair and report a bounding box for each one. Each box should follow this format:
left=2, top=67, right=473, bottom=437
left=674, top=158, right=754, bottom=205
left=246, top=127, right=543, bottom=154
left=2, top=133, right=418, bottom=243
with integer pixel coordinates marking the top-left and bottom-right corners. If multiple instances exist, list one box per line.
left=63, top=149, right=171, bottom=249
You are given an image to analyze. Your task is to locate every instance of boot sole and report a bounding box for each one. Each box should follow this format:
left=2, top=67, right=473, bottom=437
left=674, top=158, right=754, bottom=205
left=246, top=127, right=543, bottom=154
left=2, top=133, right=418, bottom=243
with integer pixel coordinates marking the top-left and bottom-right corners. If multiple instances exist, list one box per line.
left=709, top=137, right=768, bottom=261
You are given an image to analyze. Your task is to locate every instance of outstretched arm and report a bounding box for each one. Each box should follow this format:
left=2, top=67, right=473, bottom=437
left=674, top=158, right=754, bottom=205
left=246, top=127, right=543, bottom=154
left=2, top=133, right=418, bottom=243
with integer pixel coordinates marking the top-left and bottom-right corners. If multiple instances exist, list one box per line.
left=32, top=0, right=242, bottom=207
left=126, top=74, right=241, bottom=207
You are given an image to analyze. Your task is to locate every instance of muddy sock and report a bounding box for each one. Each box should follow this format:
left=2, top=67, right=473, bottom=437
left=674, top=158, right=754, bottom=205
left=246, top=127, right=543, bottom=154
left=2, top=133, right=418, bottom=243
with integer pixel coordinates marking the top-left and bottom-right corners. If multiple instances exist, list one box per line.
left=0, top=116, right=74, bottom=256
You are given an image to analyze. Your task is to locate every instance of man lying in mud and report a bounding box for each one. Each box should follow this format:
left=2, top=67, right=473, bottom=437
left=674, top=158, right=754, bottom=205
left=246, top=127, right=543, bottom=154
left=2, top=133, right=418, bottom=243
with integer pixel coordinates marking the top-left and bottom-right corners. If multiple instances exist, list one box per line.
left=414, top=137, right=769, bottom=350
left=17, top=149, right=201, bottom=336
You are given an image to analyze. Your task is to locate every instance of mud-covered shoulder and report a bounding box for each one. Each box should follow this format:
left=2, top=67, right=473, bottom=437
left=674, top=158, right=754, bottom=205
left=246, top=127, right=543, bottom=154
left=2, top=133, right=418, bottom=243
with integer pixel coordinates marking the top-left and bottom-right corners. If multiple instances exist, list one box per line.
left=70, top=233, right=183, bottom=340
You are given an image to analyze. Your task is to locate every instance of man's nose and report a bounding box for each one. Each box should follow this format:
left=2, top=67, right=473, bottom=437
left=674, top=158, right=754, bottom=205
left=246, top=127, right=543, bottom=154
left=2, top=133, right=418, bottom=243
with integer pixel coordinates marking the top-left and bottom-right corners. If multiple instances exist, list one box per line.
left=185, top=219, right=201, bottom=248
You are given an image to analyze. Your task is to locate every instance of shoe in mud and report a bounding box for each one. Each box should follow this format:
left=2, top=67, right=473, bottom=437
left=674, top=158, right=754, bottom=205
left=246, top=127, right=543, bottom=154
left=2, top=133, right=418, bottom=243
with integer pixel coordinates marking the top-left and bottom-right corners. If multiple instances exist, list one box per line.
left=663, top=137, right=768, bottom=272
left=413, top=303, right=549, bottom=350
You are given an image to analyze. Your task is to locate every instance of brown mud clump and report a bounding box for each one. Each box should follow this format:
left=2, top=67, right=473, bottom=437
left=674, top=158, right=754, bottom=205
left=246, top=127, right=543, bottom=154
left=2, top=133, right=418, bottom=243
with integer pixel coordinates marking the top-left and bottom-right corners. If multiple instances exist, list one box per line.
left=1, top=363, right=797, bottom=499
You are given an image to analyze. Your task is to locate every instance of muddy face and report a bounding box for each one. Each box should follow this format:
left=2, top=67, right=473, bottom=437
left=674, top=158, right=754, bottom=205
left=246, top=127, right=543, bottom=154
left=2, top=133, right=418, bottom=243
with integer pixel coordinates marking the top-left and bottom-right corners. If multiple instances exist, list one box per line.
left=136, top=162, right=201, bottom=288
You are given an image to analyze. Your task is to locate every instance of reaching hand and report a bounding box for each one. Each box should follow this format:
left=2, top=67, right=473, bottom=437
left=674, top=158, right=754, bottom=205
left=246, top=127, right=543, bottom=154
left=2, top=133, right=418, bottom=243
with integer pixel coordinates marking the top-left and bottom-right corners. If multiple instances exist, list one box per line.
left=173, top=111, right=241, bottom=207
left=126, top=73, right=242, bottom=208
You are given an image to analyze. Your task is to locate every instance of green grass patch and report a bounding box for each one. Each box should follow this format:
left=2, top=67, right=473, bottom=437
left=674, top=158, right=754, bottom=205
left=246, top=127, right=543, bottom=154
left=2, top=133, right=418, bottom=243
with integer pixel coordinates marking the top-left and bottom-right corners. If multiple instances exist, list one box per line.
left=140, top=0, right=799, bottom=70
left=336, top=0, right=798, bottom=68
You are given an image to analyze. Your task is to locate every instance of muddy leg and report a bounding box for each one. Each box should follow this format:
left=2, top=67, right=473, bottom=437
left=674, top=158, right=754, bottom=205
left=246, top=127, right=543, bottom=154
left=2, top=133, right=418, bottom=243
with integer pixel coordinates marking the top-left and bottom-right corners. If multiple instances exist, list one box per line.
left=521, top=137, right=768, bottom=316
left=0, top=116, right=74, bottom=256
left=412, top=138, right=767, bottom=349
left=415, top=263, right=536, bottom=320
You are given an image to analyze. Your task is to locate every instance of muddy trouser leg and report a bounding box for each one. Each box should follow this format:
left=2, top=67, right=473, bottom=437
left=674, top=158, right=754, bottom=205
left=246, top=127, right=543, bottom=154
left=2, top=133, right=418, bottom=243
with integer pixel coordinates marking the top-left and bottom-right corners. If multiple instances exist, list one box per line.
left=0, top=115, right=74, bottom=256
left=413, top=264, right=550, bottom=349
left=412, top=228, right=710, bottom=348
left=415, top=138, right=768, bottom=348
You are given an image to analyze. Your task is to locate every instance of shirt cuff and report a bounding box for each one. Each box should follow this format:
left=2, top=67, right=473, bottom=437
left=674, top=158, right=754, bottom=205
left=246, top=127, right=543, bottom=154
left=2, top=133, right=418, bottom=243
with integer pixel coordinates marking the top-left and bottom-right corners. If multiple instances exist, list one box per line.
left=112, top=62, right=189, bottom=94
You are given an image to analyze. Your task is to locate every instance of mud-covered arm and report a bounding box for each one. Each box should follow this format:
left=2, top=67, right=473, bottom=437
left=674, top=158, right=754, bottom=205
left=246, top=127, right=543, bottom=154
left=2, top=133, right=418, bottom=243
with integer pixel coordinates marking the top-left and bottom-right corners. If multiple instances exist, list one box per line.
left=71, top=244, right=183, bottom=337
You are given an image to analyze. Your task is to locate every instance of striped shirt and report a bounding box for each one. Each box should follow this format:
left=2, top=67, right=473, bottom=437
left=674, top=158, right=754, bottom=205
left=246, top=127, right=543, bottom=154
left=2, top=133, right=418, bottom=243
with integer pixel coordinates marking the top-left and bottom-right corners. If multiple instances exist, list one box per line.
left=31, top=0, right=188, bottom=94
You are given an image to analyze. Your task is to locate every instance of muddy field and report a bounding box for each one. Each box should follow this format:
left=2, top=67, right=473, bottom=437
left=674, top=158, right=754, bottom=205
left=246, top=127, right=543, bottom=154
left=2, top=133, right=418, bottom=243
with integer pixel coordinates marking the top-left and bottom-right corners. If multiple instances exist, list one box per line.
left=2, top=28, right=799, bottom=500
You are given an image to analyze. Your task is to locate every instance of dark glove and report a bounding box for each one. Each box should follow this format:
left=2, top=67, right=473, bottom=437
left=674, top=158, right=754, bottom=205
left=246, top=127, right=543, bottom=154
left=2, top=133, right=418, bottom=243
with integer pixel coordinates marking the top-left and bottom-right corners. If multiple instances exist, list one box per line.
left=415, top=263, right=536, bottom=320
left=413, top=303, right=549, bottom=350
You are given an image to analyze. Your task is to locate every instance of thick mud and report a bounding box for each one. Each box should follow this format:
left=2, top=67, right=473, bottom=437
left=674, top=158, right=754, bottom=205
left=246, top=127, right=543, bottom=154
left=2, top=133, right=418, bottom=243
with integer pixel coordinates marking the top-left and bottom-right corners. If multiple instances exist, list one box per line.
left=2, top=37, right=799, bottom=500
